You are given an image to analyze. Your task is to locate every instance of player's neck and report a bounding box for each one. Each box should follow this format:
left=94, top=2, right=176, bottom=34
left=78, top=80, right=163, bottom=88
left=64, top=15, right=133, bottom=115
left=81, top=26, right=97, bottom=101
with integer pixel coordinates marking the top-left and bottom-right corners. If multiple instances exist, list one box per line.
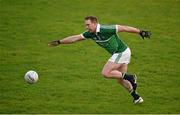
left=94, top=23, right=99, bottom=33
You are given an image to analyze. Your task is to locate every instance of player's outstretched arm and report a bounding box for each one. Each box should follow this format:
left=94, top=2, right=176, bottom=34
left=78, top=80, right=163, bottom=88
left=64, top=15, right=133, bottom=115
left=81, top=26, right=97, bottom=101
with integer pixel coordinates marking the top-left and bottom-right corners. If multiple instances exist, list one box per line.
left=48, top=34, right=85, bottom=47
left=117, top=25, right=151, bottom=39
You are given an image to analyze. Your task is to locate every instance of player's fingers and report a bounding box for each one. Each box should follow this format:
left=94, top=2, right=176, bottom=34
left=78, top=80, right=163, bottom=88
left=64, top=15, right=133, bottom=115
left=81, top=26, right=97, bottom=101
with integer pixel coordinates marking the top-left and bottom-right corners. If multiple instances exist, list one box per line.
left=48, top=42, right=55, bottom=47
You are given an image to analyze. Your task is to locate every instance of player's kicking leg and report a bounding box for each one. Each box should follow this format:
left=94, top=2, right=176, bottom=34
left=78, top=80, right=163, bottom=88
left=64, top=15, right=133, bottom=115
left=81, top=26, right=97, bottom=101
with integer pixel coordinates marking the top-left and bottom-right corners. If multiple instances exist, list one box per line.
left=102, top=48, right=143, bottom=104
left=117, top=64, right=143, bottom=104
left=101, top=61, right=143, bottom=104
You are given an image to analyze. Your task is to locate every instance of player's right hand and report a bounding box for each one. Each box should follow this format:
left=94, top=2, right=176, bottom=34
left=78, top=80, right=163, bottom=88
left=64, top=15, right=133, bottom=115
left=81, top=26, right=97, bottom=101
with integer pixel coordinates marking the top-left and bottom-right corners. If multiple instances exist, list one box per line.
left=48, top=40, right=61, bottom=47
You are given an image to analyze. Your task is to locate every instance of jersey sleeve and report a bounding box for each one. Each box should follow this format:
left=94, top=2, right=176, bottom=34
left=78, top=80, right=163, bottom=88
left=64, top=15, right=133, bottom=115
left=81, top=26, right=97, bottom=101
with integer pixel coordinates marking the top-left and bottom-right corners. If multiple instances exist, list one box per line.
left=102, top=25, right=118, bottom=34
left=81, top=31, right=92, bottom=39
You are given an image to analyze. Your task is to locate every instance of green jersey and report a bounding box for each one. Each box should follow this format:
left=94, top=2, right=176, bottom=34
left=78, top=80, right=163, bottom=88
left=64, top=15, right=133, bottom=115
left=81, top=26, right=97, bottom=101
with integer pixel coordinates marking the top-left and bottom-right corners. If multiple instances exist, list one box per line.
left=82, top=24, right=128, bottom=54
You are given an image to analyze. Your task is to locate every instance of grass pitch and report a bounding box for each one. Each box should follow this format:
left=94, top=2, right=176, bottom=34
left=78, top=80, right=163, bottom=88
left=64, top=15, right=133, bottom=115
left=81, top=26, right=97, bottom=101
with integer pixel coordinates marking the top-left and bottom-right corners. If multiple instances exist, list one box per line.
left=0, top=0, right=180, bottom=114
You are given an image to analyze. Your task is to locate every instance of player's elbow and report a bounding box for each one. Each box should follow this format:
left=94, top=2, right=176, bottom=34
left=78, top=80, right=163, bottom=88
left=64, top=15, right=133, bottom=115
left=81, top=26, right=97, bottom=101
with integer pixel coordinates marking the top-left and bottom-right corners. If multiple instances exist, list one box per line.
left=70, top=35, right=84, bottom=43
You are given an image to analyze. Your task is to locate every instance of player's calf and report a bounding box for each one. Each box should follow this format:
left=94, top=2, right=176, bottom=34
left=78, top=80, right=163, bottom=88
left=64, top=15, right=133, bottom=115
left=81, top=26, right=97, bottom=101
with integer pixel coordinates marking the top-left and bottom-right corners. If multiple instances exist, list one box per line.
left=122, top=73, right=137, bottom=91
left=101, top=69, right=124, bottom=79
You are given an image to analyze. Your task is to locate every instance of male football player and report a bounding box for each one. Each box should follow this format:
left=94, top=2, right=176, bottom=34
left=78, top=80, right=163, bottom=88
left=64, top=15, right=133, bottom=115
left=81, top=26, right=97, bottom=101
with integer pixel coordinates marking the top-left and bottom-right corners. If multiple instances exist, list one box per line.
left=48, top=16, right=151, bottom=104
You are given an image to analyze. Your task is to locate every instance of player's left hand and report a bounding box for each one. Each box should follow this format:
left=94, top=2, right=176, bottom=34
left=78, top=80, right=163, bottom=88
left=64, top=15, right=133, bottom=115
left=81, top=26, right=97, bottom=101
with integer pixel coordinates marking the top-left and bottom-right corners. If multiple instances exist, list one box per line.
left=48, top=40, right=61, bottom=47
left=139, top=31, right=151, bottom=39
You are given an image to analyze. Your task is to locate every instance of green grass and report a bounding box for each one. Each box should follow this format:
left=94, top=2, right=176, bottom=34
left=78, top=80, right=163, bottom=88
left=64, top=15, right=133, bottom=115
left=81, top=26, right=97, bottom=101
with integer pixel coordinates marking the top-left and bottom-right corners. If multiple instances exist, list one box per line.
left=0, top=0, right=180, bottom=114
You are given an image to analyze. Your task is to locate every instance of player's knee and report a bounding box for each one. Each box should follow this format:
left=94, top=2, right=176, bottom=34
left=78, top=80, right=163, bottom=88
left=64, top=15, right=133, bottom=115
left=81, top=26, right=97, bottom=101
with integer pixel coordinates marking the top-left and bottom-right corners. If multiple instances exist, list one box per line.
left=101, top=70, right=111, bottom=78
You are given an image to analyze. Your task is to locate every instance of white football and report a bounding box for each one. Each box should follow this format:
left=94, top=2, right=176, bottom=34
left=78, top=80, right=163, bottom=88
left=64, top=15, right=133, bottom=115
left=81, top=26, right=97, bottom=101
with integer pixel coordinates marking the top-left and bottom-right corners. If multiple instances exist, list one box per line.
left=24, top=70, right=38, bottom=84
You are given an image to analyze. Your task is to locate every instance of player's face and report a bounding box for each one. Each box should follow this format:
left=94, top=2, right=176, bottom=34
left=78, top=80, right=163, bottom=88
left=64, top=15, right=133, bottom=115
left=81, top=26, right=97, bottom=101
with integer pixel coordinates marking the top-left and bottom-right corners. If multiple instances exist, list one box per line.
left=85, top=20, right=97, bottom=33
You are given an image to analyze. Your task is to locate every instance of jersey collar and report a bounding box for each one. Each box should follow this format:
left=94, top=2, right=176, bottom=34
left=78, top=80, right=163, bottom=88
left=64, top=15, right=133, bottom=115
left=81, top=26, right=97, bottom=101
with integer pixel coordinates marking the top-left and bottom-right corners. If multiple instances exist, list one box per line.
left=96, top=23, right=100, bottom=33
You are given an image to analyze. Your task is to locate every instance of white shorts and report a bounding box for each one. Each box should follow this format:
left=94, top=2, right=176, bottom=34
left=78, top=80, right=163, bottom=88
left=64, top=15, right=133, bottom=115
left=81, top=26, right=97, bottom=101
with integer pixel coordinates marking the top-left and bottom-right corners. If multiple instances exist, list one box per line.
left=108, top=48, right=131, bottom=64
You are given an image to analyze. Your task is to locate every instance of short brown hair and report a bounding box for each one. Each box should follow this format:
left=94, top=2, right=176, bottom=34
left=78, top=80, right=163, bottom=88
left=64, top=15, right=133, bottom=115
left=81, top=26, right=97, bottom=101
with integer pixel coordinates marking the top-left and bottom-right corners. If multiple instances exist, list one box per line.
left=85, top=16, right=98, bottom=23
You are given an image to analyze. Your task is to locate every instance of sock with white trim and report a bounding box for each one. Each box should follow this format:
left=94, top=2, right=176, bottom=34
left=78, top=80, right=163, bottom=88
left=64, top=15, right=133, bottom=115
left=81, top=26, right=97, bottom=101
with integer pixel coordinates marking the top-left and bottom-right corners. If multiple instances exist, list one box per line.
left=130, top=90, right=140, bottom=100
